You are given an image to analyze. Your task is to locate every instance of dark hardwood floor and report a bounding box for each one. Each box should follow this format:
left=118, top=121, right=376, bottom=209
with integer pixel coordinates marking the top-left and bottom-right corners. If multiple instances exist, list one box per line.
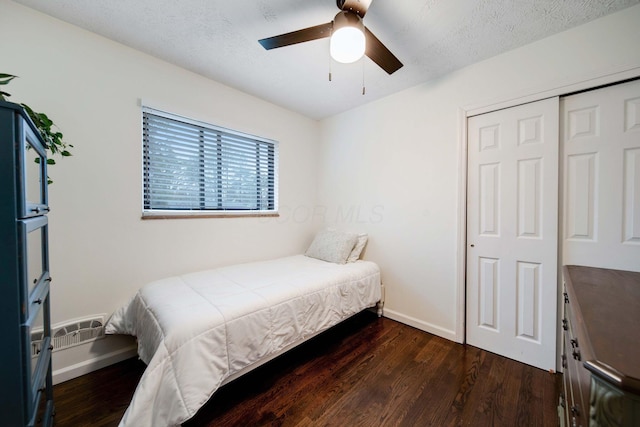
left=52, top=312, right=560, bottom=426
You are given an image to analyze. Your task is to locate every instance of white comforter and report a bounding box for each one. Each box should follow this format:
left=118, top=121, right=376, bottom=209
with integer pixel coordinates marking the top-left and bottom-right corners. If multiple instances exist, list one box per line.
left=105, top=255, right=381, bottom=427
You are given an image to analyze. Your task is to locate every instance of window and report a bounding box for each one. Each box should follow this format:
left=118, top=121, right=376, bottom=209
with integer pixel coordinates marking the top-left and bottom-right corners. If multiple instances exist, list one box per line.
left=142, top=107, right=278, bottom=217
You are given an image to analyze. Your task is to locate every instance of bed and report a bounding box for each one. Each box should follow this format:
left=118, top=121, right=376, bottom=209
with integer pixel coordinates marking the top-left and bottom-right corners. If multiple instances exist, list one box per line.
left=105, top=230, right=382, bottom=427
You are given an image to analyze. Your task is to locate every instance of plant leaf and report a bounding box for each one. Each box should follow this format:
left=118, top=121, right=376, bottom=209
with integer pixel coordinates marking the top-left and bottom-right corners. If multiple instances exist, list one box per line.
left=0, top=74, right=17, bottom=85
left=7, top=83, right=75, bottom=172
left=40, top=114, right=53, bottom=127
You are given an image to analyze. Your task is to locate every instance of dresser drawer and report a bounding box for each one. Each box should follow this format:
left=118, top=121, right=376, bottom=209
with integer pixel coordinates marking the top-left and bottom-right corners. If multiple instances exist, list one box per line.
left=562, top=290, right=592, bottom=427
left=565, top=338, right=590, bottom=425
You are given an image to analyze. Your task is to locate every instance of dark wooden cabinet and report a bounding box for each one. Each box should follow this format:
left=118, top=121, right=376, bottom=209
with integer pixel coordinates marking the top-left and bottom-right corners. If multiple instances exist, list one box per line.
left=560, top=265, right=640, bottom=427
left=0, top=101, right=55, bottom=426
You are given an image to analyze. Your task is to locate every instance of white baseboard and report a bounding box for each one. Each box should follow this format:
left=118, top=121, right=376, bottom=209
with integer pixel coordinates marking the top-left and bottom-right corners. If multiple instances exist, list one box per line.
left=52, top=345, right=138, bottom=385
left=383, top=309, right=459, bottom=343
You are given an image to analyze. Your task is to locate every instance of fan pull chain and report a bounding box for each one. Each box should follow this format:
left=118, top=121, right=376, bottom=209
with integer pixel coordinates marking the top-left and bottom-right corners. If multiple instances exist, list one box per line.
left=329, top=27, right=333, bottom=82
left=362, top=57, right=366, bottom=95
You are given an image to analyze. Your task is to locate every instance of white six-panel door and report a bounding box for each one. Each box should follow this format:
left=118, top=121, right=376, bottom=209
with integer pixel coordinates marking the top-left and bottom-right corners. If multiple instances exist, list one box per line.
left=466, top=97, right=559, bottom=371
left=561, top=79, right=640, bottom=272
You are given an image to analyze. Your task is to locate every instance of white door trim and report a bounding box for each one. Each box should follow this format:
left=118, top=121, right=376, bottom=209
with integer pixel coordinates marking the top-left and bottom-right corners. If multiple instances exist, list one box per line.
left=454, top=65, right=640, bottom=344
left=466, top=64, right=640, bottom=117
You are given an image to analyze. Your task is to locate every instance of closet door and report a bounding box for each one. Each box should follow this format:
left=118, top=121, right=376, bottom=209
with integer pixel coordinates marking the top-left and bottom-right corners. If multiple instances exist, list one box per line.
left=561, top=79, right=640, bottom=271
left=467, top=97, right=559, bottom=371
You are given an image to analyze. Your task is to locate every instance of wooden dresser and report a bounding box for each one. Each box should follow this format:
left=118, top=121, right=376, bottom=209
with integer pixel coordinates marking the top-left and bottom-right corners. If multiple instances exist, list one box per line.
left=560, top=265, right=640, bottom=427
left=0, top=101, right=55, bottom=426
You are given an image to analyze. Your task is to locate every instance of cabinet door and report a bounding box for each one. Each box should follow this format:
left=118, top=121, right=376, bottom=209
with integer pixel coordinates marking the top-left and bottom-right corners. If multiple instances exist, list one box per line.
left=19, top=215, right=53, bottom=424
left=20, top=216, right=50, bottom=316
left=20, top=117, right=49, bottom=219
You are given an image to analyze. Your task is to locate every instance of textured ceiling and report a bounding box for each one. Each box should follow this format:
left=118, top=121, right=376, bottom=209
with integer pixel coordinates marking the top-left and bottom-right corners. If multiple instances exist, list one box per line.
left=13, top=0, right=640, bottom=119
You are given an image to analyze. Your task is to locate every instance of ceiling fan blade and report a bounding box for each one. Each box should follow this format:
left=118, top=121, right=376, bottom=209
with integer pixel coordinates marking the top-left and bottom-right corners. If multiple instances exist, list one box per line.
left=364, top=27, right=403, bottom=74
left=337, top=0, right=373, bottom=17
left=259, top=22, right=333, bottom=50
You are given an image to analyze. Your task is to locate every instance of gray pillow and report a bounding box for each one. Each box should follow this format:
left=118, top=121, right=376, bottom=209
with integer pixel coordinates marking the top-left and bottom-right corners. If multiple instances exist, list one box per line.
left=347, top=233, right=368, bottom=262
left=305, top=229, right=358, bottom=264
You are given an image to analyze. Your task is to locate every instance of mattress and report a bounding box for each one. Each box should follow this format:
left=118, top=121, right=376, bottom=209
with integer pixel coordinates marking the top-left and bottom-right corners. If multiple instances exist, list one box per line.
left=105, top=255, right=381, bottom=427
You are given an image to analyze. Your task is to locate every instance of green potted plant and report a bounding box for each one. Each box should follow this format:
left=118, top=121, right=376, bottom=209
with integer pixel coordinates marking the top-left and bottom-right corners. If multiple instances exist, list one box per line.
left=1, top=73, right=73, bottom=182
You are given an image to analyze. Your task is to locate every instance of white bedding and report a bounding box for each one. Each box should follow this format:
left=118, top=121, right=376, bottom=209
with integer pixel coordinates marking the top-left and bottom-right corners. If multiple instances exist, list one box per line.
left=105, top=255, right=381, bottom=427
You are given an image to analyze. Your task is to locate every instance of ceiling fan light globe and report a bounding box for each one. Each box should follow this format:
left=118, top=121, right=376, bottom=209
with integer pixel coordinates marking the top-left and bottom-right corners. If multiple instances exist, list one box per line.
left=330, top=27, right=365, bottom=63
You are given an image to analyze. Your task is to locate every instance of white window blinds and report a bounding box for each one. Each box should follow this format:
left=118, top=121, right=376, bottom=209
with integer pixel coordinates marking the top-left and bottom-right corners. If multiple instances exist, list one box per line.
left=142, top=108, right=278, bottom=214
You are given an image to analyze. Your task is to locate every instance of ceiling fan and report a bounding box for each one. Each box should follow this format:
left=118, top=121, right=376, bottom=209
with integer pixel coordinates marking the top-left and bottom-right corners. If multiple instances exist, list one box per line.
left=258, top=0, right=403, bottom=75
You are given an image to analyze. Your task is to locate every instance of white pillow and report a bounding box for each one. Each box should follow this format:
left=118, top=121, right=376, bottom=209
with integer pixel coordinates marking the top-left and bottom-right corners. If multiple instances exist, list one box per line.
left=347, top=233, right=368, bottom=262
left=305, top=229, right=358, bottom=264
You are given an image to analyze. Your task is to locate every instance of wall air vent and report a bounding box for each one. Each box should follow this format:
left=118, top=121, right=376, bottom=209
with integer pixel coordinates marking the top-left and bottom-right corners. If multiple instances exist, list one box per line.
left=31, top=314, right=106, bottom=357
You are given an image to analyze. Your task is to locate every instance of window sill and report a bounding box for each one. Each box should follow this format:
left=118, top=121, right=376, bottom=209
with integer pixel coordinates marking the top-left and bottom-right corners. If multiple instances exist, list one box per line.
left=141, top=211, right=280, bottom=220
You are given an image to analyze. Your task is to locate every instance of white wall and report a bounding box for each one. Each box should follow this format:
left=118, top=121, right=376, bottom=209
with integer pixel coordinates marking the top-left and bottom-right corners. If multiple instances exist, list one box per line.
left=1, top=1, right=321, bottom=381
left=317, top=5, right=640, bottom=341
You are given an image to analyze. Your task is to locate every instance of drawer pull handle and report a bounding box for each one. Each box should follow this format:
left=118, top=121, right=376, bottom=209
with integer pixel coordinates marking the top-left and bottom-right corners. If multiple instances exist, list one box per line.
left=30, top=206, right=50, bottom=213
left=34, top=298, right=42, bottom=305
left=572, top=349, right=581, bottom=361
left=570, top=338, right=578, bottom=348
left=562, top=319, right=568, bottom=330
left=561, top=354, right=567, bottom=368
left=564, top=292, right=569, bottom=303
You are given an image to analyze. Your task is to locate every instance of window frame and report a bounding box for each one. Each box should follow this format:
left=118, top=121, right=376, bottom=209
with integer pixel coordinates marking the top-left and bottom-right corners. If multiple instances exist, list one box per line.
left=141, top=107, right=279, bottom=219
